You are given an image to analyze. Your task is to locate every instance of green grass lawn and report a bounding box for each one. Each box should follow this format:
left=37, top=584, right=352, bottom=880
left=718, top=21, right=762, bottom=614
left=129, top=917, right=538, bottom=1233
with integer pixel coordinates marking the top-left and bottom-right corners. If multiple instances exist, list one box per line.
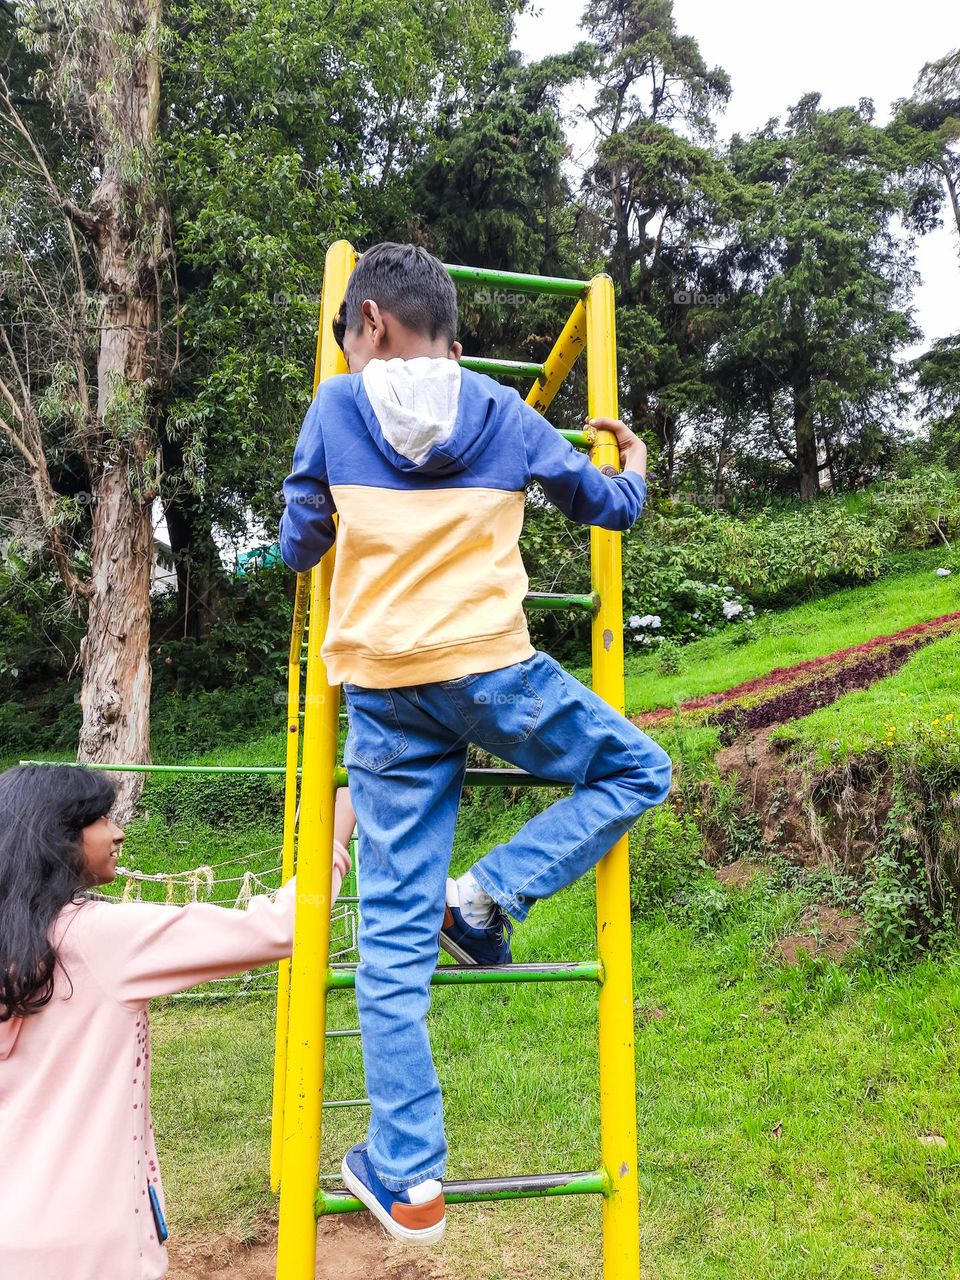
left=773, top=630, right=960, bottom=766
left=622, top=551, right=959, bottom=716
left=110, top=550, right=960, bottom=1275
left=150, top=860, right=960, bottom=1279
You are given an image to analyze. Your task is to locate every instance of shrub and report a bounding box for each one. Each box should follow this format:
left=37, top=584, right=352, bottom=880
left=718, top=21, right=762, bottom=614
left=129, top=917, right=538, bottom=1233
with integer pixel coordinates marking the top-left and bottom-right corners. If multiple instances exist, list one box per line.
left=626, top=580, right=755, bottom=648
left=860, top=468, right=960, bottom=550
left=142, top=763, right=285, bottom=828
left=628, top=802, right=706, bottom=914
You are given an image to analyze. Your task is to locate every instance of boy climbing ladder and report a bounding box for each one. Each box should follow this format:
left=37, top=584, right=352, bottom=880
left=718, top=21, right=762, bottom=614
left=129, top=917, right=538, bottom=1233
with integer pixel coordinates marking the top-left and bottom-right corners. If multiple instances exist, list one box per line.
left=278, top=243, right=671, bottom=1255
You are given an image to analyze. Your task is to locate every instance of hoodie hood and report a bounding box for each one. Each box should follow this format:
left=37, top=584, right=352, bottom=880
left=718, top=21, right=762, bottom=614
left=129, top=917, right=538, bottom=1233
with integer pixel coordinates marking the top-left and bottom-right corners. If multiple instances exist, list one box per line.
left=0, top=1015, right=24, bottom=1060
left=359, top=357, right=496, bottom=477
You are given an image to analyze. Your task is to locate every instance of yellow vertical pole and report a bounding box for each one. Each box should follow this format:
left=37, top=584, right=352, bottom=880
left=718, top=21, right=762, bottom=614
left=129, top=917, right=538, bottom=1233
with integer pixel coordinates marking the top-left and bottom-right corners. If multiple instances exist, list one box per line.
left=585, top=273, right=642, bottom=1280
left=276, top=239, right=356, bottom=1280
left=271, top=572, right=310, bottom=1192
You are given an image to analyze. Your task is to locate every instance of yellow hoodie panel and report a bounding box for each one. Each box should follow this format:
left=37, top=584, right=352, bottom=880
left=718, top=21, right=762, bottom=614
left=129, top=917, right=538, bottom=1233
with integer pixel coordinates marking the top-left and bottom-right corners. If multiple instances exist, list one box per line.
left=323, top=484, right=534, bottom=688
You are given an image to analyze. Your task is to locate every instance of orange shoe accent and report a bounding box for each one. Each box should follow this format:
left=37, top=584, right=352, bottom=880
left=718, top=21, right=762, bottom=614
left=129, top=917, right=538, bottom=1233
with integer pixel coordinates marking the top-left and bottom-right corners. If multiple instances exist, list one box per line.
left=391, top=1193, right=446, bottom=1231
left=443, top=906, right=454, bottom=930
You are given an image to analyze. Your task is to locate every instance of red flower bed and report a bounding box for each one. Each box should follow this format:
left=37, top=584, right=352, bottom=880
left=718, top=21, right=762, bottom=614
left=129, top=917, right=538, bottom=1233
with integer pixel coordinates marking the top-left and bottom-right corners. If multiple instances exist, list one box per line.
left=636, top=610, right=960, bottom=733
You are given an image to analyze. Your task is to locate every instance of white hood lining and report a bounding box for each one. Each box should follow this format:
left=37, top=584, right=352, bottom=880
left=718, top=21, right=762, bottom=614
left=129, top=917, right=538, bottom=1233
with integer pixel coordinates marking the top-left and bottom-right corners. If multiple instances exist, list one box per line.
left=362, top=357, right=462, bottom=466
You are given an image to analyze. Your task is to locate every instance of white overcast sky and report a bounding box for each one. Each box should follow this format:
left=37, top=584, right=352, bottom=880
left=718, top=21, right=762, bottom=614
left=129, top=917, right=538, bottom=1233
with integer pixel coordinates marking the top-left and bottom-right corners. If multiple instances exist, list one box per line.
left=514, top=0, right=959, bottom=352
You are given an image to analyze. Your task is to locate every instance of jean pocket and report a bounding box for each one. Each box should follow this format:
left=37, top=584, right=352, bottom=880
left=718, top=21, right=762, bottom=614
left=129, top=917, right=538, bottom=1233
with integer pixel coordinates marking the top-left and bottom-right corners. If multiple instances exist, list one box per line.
left=443, top=660, right=544, bottom=746
left=344, top=686, right=408, bottom=771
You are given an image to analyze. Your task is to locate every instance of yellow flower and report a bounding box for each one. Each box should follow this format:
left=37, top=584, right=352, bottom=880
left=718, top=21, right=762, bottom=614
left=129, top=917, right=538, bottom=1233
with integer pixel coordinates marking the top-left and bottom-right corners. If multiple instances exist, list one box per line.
left=947, top=714, right=955, bottom=722
left=932, top=719, right=941, bottom=726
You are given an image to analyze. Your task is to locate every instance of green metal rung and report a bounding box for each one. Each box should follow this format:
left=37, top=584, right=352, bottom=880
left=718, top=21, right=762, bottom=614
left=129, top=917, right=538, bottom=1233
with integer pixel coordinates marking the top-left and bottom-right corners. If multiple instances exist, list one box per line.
left=22, top=760, right=290, bottom=776
left=460, top=356, right=545, bottom=380
left=559, top=428, right=594, bottom=447
left=327, top=961, right=601, bottom=990
left=43, top=761, right=567, bottom=790
left=318, top=1169, right=607, bottom=1215
left=445, top=263, right=589, bottom=298
left=524, top=591, right=599, bottom=613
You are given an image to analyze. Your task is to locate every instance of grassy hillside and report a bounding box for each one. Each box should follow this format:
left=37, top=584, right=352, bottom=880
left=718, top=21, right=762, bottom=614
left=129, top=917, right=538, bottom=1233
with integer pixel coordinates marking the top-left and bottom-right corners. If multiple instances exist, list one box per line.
left=622, top=550, right=957, bottom=716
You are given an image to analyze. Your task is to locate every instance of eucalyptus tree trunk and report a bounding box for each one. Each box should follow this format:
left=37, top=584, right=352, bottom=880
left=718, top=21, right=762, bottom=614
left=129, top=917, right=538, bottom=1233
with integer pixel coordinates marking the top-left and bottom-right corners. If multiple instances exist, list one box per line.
left=0, top=0, right=166, bottom=821
left=73, top=0, right=163, bottom=819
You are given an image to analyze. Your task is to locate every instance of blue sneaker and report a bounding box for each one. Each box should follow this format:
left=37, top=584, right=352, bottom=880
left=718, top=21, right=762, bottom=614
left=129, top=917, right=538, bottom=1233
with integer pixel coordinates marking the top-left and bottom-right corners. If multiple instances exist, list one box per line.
left=340, top=1143, right=445, bottom=1244
left=439, top=882, right=513, bottom=966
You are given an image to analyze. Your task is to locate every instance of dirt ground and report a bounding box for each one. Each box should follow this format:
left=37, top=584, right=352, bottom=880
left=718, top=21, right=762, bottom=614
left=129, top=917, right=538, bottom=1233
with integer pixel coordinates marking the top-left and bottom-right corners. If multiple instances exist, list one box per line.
left=166, top=1218, right=441, bottom=1280
left=774, top=905, right=864, bottom=965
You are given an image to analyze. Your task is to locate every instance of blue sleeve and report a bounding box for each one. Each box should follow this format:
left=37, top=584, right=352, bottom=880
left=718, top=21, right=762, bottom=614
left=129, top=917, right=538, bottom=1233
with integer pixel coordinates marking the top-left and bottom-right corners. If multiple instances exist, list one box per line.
left=279, top=394, right=337, bottom=572
left=518, top=402, right=646, bottom=530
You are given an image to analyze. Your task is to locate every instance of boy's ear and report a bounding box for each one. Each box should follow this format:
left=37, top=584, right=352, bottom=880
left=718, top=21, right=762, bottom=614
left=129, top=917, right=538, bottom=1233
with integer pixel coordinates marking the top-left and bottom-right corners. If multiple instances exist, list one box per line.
left=360, top=299, right=386, bottom=347
left=450, top=341, right=463, bottom=361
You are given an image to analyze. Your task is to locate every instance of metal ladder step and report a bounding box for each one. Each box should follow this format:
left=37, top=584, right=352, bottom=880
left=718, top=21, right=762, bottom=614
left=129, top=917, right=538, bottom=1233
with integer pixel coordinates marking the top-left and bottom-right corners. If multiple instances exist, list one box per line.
left=317, top=1168, right=606, bottom=1215
left=326, top=960, right=601, bottom=990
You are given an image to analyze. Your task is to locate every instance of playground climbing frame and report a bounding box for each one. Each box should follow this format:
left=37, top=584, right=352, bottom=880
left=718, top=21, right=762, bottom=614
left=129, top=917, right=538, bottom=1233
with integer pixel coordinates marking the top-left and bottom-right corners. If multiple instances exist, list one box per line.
left=272, top=241, right=643, bottom=1280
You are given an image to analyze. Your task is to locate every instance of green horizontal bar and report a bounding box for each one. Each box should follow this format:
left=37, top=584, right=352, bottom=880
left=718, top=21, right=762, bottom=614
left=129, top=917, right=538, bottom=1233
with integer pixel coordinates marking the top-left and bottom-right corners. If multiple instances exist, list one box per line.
left=460, top=356, right=545, bottom=380
left=445, top=263, right=589, bottom=298
left=524, top=591, right=599, bottom=613
left=38, top=761, right=563, bottom=787
left=318, top=1169, right=606, bottom=1215
left=44, top=762, right=570, bottom=790
left=327, top=961, right=601, bottom=990
left=560, top=429, right=593, bottom=447
left=21, top=760, right=286, bottom=775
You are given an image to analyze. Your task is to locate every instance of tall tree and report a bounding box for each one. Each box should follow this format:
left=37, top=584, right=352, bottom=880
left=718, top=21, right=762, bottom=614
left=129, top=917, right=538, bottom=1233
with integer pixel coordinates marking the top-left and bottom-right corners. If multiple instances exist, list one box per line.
left=716, top=95, right=940, bottom=500
left=1, top=0, right=169, bottom=816
left=407, top=46, right=593, bottom=393
left=900, top=48, right=960, bottom=245
left=157, top=0, right=518, bottom=638
left=578, top=0, right=731, bottom=484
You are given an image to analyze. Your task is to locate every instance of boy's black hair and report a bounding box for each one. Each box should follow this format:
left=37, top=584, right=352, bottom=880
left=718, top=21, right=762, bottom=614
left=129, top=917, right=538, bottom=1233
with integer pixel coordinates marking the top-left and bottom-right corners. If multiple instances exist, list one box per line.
left=334, top=242, right=458, bottom=350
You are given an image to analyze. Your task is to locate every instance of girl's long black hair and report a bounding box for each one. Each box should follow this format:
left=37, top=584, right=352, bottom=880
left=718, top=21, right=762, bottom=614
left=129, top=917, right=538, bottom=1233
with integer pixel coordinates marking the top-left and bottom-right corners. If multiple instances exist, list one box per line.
left=0, top=764, right=116, bottom=1022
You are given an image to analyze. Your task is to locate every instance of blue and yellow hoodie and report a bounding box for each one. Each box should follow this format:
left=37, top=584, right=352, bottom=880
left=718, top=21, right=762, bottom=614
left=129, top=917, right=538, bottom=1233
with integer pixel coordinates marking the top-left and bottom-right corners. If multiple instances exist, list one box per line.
left=279, top=356, right=647, bottom=689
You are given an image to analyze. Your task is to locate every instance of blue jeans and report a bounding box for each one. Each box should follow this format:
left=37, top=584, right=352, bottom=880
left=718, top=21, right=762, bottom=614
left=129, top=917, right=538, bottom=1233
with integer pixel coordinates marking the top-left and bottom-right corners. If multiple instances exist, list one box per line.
left=343, top=651, right=672, bottom=1190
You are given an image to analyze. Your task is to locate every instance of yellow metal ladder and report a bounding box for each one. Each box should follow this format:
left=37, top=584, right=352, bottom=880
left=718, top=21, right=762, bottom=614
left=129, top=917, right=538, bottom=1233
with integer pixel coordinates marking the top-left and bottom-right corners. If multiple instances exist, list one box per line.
left=271, top=240, right=642, bottom=1280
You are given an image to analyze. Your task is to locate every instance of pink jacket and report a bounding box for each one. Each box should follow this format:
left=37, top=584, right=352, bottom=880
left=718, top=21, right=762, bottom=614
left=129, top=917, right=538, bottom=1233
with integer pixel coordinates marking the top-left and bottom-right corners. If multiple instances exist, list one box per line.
left=0, top=879, right=300, bottom=1280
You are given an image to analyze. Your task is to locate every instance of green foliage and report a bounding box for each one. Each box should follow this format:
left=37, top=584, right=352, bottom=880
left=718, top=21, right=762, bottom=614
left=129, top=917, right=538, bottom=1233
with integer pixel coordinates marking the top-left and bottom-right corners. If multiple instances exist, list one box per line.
left=913, top=334, right=960, bottom=463
left=628, top=802, right=706, bottom=914
left=141, top=734, right=286, bottom=828
left=702, top=774, right=769, bottom=863
left=158, top=0, right=518, bottom=545
left=860, top=467, right=960, bottom=549
left=628, top=499, right=891, bottom=608
left=860, top=843, right=929, bottom=971
left=149, top=679, right=280, bottom=763
left=717, top=93, right=942, bottom=498
left=627, top=579, right=755, bottom=648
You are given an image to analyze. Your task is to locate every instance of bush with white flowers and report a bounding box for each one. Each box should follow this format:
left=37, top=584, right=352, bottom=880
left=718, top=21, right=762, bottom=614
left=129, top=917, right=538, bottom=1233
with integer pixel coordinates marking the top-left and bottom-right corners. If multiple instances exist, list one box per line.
left=625, top=579, right=755, bottom=646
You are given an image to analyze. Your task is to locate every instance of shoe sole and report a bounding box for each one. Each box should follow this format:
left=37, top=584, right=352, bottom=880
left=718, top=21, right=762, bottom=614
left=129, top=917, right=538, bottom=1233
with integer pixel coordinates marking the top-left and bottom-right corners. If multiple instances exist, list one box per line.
left=341, top=1155, right=447, bottom=1245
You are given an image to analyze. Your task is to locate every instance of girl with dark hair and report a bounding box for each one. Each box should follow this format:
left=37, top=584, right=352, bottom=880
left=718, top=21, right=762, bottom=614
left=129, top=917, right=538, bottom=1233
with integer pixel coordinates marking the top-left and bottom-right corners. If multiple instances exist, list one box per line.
left=0, top=764, right=349, bottom=1280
